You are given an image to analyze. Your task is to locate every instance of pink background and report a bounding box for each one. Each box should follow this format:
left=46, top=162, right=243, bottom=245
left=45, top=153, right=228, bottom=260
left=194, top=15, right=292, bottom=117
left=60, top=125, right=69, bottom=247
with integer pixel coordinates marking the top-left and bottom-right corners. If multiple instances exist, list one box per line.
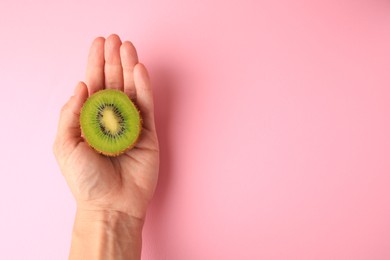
left=0, top=0, right=389, bottom=259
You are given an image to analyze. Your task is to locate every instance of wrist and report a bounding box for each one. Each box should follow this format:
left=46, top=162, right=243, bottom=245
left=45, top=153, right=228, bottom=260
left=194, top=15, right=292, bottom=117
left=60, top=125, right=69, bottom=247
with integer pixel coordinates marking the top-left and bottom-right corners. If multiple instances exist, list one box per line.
left=70, top=209, right=144, bottom=260
left=75, top=208, right=144, bottom=231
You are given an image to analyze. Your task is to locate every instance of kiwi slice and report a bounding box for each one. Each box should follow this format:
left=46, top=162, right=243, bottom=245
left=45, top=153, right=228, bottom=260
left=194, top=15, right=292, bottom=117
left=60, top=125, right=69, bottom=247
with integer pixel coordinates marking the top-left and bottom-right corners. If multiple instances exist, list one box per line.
left=80, top=89, right=142, bottom=156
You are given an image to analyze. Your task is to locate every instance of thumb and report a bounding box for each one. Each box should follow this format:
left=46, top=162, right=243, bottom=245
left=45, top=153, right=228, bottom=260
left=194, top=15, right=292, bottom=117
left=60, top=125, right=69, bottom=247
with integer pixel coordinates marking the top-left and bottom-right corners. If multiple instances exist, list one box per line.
left=54, top=82, right=88, bottom=158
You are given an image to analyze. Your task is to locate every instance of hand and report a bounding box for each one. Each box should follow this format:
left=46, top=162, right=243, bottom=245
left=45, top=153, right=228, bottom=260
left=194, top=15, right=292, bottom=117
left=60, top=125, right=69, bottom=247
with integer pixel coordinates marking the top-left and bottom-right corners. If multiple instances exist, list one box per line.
left=53, top=34, right=159, bottom=222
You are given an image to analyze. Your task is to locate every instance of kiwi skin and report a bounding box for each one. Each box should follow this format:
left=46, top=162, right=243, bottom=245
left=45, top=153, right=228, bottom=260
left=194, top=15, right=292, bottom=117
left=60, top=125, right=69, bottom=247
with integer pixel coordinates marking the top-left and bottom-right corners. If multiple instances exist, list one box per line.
left=80, top=89, right=142, bottom=157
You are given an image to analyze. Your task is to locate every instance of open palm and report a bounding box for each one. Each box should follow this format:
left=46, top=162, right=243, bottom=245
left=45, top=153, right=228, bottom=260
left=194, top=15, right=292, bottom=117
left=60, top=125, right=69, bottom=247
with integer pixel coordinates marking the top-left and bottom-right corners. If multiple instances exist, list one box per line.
left=54, top=35, right=159, bottom=221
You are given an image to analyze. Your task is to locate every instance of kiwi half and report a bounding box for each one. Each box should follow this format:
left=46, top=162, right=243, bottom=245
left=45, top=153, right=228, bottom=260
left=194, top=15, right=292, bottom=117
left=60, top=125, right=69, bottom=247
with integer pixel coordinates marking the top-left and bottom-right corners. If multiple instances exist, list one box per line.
left=80, top=89, right=142, bottom=156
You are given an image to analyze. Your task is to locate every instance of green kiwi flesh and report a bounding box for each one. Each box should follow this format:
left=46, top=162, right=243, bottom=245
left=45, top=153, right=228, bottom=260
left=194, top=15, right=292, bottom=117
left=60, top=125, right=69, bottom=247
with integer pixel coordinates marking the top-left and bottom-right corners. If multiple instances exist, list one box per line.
left=80, top=89, right=141, bottom=156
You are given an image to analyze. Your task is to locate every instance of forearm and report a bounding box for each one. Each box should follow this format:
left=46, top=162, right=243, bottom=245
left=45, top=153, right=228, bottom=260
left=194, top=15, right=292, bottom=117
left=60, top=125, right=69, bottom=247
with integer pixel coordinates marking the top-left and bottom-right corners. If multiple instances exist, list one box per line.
left=69, top=209, right=144, bottom=260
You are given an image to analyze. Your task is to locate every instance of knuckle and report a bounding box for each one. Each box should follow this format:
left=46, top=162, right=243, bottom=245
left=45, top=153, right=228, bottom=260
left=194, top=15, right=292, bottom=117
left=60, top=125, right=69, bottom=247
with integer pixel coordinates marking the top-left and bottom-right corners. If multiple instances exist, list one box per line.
left=105, top=77, right=122, bottom=89
left=60, top=97, right=75, bottom=114
left=60, top=103, right=69, bottom=114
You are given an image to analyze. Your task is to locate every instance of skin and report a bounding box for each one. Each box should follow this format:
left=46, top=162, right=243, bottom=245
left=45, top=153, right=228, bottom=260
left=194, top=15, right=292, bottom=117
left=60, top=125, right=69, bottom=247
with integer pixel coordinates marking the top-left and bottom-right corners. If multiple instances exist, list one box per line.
left=53, top=34, right=159, bottom=260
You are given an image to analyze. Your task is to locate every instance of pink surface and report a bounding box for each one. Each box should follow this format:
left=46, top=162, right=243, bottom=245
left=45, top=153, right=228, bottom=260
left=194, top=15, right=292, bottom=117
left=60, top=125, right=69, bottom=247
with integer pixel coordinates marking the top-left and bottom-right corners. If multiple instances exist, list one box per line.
left=0, top=0, right=389, bottom=259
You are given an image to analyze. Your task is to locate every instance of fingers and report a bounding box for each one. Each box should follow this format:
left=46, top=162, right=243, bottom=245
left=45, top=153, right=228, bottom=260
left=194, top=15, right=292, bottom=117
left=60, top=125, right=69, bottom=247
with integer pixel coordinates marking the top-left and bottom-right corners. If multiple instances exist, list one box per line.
left=86, top=37, right=105, bottom=95
left=120, top=41, right=138, bottom=99
left=85, top=35, right=155, bottom=133
left=55, top=82, right=89, bottom=156
left=104, top=34, right=123, bottom=90
left=134, top=63, right=156, bottom=131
